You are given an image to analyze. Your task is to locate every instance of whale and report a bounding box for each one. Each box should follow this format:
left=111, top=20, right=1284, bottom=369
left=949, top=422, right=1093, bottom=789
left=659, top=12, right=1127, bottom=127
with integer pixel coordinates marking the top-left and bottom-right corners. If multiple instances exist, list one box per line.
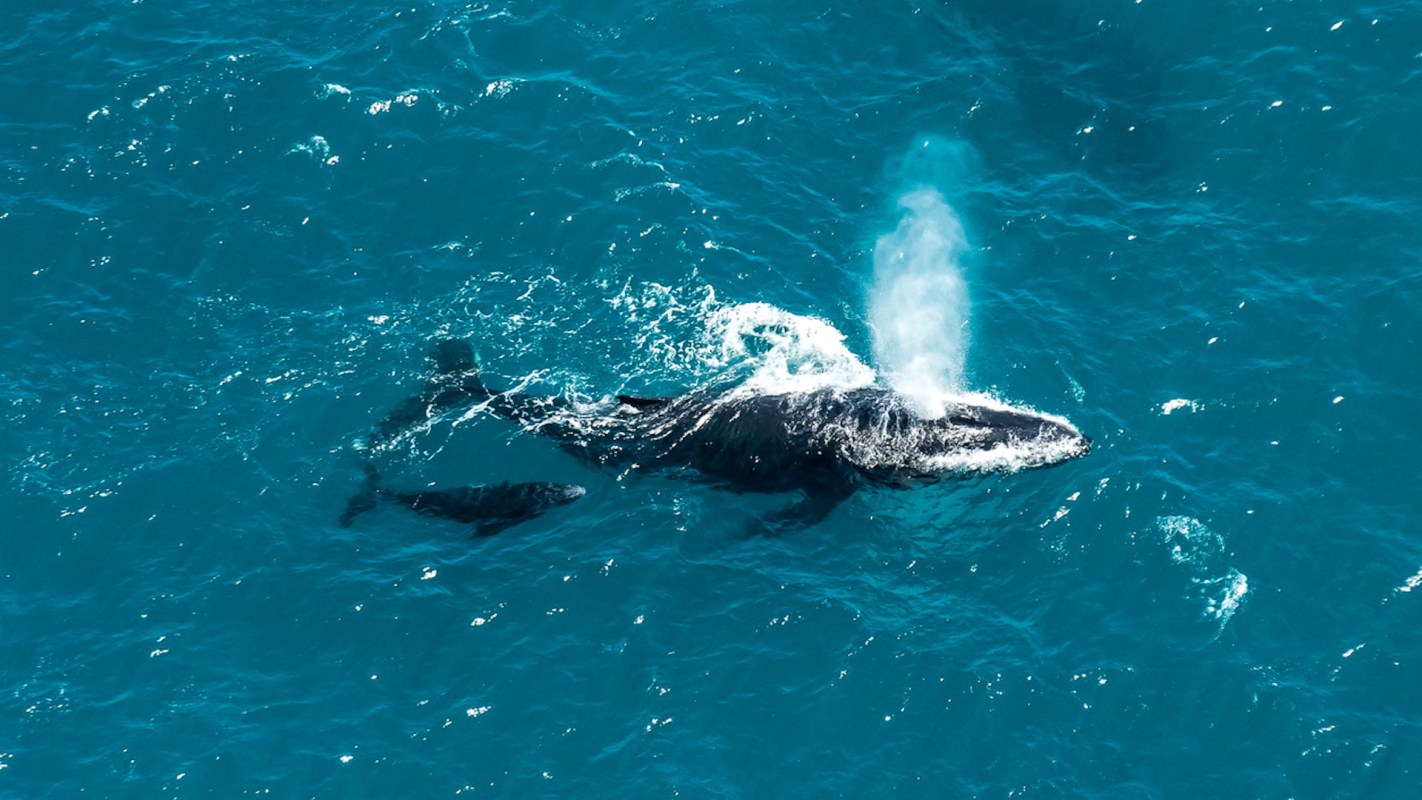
left=340, top=463, right=585, bottom=536
left=359, top=339, right=1090, bottom=530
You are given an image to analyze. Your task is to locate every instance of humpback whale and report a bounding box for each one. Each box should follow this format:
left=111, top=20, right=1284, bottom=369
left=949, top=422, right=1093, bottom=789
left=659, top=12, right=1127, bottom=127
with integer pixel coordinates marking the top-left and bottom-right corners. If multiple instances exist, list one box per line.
left=340, top=463, right=585, bottom=536
left=358, top=339, right=1090, bottom=531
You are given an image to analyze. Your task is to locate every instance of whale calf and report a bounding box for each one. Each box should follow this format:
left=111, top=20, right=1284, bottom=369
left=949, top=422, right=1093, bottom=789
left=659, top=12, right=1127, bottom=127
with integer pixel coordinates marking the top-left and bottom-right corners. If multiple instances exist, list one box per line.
left=340, top=463, right=585, bottom=536
left=362, top=339, right=1089, bottom=530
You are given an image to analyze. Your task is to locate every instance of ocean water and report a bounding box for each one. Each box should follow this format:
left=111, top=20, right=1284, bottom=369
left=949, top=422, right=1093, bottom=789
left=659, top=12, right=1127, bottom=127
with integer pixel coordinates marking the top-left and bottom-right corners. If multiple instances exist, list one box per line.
left=4, top=0, right=1422, bottom=796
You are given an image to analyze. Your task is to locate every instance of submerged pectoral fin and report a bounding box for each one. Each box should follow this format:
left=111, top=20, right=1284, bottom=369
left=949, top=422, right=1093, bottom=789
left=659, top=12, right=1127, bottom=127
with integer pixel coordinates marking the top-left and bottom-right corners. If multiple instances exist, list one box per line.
left=749, top=475, right=858, bottom=536
left=761, top=491, right=848, bottom=534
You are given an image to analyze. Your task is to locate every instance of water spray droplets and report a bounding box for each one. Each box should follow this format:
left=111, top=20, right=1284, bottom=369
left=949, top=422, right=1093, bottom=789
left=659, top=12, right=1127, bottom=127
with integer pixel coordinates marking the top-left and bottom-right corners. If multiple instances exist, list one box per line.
left=868, top=188, right=971, bottom=418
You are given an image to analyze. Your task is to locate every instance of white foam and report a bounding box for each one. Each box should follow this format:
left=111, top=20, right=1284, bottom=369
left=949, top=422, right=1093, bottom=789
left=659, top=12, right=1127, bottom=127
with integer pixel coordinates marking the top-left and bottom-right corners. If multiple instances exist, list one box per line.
left=484, top=79, right=515, bottom=98
left=1160, top=398, right=1201, bottom=415
left=1160, top=514, right=1224, bottom=565
left=869, top=188, right=971, bottom=417
left=1396, top=566, right=1422, bottom=593
left=705, top=302, right=875, bottom=396
left=1157, top=516, right=1249, bottom=631
left=1206, top=570, right=1249, bottom=622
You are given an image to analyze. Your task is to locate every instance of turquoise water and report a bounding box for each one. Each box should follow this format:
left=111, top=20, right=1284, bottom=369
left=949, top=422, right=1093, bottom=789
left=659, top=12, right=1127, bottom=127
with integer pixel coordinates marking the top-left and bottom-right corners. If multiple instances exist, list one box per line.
left=5, top=0, right=1422, bottom=796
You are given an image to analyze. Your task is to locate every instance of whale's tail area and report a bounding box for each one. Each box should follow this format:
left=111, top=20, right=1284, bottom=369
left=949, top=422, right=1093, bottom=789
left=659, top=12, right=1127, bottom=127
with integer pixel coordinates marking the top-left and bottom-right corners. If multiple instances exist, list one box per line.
left=339, top=461, right=585, bottom=536
left=339, top=462, right=382, bottom=528
left=365, top=339, right=493, bottom=447
left=345, top=338, right=584, bottom=535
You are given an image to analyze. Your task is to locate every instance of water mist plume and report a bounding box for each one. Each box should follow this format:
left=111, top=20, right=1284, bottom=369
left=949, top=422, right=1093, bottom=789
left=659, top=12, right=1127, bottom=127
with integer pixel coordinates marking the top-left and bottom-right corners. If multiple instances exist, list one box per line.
left=868, top=187, right=971, bottom=418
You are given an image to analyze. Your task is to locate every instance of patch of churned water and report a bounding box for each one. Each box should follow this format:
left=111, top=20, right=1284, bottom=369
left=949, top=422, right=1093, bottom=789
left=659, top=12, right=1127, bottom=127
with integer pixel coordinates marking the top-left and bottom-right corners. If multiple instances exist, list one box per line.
left=706, top=302, right=875, bottom=396
left=1395, top=566, right=1422, bottom=594
left=1158, top=515, right=1250, bottom=632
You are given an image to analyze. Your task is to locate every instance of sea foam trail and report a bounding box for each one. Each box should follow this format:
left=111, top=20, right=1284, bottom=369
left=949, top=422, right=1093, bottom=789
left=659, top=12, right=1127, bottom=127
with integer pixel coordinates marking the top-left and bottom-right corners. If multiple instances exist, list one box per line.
left=869, top=187, right=971, bottom=418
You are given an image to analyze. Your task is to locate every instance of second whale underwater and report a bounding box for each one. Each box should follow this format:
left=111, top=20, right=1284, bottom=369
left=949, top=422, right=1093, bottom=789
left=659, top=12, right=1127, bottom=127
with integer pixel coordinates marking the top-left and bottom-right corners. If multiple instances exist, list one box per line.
left=342, top=339, right=1091, bottom=534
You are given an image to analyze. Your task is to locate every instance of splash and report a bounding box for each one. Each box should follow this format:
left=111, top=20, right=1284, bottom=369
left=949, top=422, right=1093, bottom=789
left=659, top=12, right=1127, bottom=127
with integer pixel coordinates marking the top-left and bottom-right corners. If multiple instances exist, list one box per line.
left=704, top=302, right=875, bottom=396
left=1158, top=515, right=1250, bottom=633
left=868, top=187, right=971, bottom=418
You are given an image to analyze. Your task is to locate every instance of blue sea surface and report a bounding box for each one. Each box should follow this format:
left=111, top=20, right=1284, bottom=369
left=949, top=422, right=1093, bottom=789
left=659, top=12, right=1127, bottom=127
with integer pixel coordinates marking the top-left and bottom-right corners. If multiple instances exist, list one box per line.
left=4, top=0, right=1422, bottom=796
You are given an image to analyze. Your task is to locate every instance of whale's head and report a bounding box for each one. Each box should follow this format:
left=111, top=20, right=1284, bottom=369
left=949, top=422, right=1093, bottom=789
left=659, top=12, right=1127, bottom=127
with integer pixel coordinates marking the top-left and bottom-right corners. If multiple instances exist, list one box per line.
left=527, top=482, right=588, bottom=508
left=832, top=389, right=1090, bottom=480
left=927, top=398, right=1091, bottom=470
left=486, top=481, right=587, bottom=512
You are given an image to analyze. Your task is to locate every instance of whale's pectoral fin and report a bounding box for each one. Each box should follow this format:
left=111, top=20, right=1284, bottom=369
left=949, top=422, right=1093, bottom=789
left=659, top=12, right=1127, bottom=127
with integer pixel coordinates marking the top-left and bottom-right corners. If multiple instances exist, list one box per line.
left=752, top=474, right=858, bottom=536
left=616, top=395, right=670, bottom=411
left=761, top=492, right=847, bottom=534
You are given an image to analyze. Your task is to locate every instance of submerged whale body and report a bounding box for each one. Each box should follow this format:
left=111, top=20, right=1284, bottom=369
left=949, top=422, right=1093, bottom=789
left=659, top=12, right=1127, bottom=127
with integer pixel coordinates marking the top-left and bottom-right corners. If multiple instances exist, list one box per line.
left=361, top=339, right=1090, bottom=530
left=340, top=463, right=585, bottom=536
